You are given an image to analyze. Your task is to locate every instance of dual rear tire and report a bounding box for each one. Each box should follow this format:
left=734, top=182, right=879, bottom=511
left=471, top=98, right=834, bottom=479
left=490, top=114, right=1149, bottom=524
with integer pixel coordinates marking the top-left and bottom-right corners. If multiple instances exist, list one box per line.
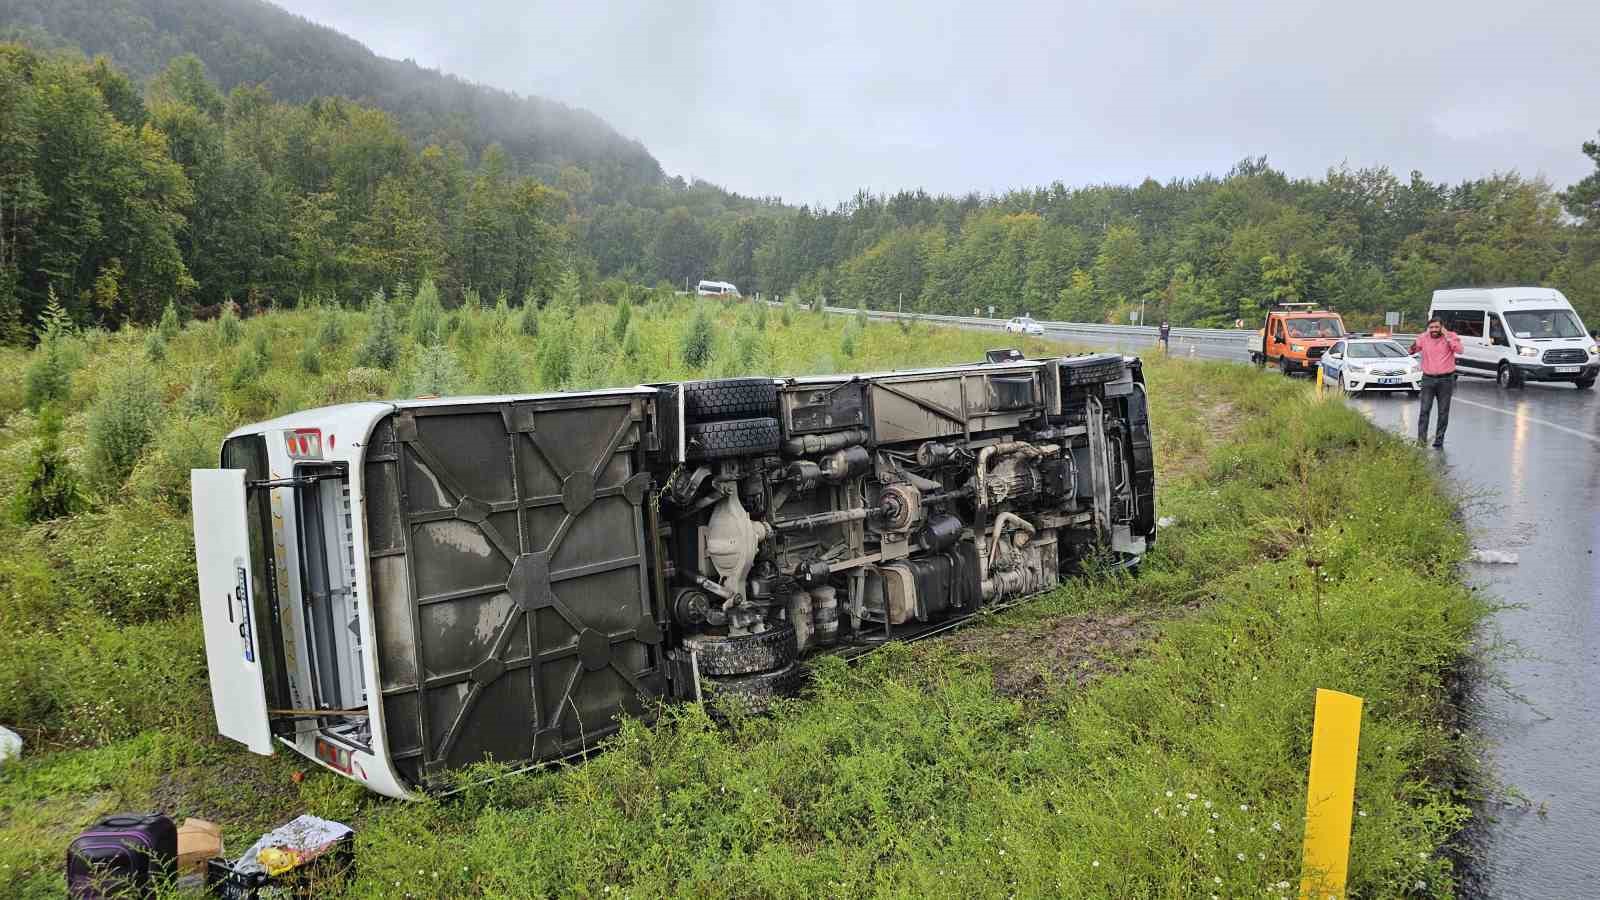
left=680, top=378, right=781, bottom=460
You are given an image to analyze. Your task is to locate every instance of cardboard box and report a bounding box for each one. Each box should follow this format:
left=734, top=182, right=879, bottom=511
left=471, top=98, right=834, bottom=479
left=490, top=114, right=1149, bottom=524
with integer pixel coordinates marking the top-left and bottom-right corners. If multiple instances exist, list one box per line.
left=177, top=818, right=223, bottom=875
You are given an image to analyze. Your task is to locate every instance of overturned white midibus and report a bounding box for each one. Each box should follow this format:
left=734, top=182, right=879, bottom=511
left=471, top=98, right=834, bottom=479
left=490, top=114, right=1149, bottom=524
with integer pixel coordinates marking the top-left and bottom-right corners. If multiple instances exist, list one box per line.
left=193, top=351, right=1156, bottom=798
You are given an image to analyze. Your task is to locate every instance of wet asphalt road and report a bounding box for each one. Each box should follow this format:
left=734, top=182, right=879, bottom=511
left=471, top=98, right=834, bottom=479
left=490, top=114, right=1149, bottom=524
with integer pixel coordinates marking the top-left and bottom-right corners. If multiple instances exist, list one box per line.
left=1347, top=377, right=1599, bottom=898
left=1034, top=326, right=1598, bottom=896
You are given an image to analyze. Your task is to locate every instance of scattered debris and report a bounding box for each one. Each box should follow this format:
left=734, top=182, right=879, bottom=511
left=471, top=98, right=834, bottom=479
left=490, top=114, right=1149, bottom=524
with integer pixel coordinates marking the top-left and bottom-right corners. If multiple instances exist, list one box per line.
left=1469, top=549, right=1519, bottom=565
left=1158, top=516, right=1179, bottom=529
left=0, top=725, right=20, bottom=765
left=207, top=814, right=355, bottom=894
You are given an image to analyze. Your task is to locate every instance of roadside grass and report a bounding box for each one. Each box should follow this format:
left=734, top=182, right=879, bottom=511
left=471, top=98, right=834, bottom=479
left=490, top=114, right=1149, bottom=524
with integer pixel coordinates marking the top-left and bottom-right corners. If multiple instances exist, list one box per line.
left=0, top=306, right=1482, bottom=897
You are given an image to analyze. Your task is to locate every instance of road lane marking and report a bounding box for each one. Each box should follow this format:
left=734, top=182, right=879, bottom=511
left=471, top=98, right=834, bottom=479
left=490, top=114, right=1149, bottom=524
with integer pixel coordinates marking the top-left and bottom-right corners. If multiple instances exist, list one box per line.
left=1450, top=396, right=1600, bottom=445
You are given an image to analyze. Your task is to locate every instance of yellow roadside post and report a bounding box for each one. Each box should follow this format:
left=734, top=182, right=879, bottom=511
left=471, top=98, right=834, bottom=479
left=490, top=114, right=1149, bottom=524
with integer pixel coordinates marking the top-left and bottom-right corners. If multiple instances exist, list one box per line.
left=1315, top=364, right=1325, bottom=397
left=1300, top=688, right=1364, bottom=899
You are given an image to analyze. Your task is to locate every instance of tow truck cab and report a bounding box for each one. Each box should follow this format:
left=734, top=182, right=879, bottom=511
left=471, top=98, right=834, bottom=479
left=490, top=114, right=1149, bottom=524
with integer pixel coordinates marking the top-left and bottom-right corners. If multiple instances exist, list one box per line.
left=1247, top=304, right=1347, bottom=374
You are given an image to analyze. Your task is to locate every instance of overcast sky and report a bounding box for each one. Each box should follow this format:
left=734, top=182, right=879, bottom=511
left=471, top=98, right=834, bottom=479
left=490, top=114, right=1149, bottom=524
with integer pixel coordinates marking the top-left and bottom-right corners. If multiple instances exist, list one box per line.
left=273, top=0, right=1600, bottom=206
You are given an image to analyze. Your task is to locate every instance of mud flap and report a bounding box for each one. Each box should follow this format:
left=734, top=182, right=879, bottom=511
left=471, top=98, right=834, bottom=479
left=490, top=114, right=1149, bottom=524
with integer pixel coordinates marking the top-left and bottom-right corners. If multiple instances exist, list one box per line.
left=192, top=469, right=274, bottom=755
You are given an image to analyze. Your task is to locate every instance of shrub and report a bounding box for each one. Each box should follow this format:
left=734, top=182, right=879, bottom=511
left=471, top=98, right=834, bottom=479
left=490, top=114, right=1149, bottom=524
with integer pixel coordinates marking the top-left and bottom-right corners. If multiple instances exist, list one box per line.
left=12, top=406, right=82, bottom=524
left=143, top=330, right=166, bottom=363
left=129, top=414, right=226, bottom=512
left=410, top=277, right=444, bottom=344
left=217, top=303, right=242, bottom=346
left=358, top=299, right=401, bottom=369
left=855, top=298, right=868, bottom=327
left=85, top=366, right=164, bottom=487
left=753, top=301, right=768, bottom=331
left=324, top=367, right=393, bottom=404
left=227, top=338, right=266, bottom=389
left=296, top=336, right=322, bottom=374
left=157, top=300, right=180, bottom=341
left=179, top=372, right=220, bottom=416
left=405, top=342, right=464, bottom=397
left=840, top=323, right=858, bottom=358
left=781, top=295, right=795, bottom=327
left=681, top=306, right=716, bottom=369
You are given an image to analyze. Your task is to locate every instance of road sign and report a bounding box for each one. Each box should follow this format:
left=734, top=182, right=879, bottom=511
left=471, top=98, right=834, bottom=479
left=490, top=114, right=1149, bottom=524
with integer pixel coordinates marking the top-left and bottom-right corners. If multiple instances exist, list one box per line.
left=1384, top=311, right=1400, bottom=327
left=1129, top=311, right=1138, bottom=323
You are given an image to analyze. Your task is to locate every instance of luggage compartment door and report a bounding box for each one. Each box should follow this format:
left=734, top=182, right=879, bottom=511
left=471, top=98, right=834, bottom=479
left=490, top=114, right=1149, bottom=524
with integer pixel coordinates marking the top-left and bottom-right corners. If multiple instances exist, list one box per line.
left=192, top=468, right=275, bottom=755
left=363, top=394, right=663, bottom=786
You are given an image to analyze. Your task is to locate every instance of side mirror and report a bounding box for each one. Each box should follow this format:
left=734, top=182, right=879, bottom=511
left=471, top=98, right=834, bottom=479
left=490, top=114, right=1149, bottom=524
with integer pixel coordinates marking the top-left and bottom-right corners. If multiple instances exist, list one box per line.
left=1328, top=352, right=1342, bottom=361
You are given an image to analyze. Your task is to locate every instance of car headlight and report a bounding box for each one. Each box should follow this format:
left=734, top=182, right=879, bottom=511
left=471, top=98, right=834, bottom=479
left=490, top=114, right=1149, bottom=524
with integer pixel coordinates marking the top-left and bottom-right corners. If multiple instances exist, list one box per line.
left=1590, top=345, right=1598, bottom=357
left=1291, top=344, right=1304, bottom=353
left=1518, top=346, right=1539, bottom=358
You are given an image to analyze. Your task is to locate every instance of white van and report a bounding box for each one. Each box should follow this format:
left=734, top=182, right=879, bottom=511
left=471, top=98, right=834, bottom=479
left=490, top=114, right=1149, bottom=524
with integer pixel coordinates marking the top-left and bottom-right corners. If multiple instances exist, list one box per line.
left=1428, top=288, right=1598, bottom=389
left=695, top=280, right=739, bottom=298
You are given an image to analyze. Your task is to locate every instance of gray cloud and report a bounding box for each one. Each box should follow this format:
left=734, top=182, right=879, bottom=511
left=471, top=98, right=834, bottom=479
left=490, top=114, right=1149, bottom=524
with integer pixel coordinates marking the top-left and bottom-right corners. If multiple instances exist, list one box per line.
left=275, top=0, right=1600, bottom=205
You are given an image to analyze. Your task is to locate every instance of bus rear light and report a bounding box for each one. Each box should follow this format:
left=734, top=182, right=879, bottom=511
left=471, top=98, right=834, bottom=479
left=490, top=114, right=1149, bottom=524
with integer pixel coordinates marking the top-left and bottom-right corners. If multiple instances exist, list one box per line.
left=285, top=428, right=322, bottom=460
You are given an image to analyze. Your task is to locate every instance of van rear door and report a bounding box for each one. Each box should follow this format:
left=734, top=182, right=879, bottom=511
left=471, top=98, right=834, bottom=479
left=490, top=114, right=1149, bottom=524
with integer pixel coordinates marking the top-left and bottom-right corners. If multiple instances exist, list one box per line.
left=192, top=468, right=275, bottom=754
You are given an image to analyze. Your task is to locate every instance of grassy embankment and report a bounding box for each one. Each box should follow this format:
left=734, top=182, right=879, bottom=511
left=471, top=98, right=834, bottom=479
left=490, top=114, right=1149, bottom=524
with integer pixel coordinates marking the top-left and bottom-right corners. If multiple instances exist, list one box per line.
left=0, top=294, right=1481, bottom=897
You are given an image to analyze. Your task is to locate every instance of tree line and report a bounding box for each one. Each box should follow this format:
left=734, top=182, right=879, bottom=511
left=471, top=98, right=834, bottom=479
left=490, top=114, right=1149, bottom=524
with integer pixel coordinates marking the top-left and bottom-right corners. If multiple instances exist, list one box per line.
left=2, top=42, right=1599, bottom=341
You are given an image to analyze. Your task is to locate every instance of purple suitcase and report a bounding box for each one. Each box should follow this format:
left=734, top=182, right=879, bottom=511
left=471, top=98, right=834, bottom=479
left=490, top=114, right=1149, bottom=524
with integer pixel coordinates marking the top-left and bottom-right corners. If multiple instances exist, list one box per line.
left=66, top=812, right=177, bottom=899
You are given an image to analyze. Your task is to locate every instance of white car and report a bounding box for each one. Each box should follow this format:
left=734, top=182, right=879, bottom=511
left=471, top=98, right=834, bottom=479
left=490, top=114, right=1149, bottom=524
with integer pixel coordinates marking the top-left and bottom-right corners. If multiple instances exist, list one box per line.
left=1319, top=338, right=1422, bottom=395
left=1005, top=315, right=1045, bottom=336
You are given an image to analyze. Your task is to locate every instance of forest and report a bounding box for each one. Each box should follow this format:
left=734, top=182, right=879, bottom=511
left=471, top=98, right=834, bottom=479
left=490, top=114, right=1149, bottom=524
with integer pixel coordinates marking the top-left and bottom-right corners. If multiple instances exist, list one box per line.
left=2, top=22, right=1600, bottom=340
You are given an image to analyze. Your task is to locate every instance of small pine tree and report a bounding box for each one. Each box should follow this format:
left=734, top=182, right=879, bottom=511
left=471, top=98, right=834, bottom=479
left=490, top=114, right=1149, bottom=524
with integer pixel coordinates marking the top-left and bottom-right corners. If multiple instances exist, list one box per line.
left=612, top=295, right=633, bottom=344
left=23, top=334, right=73, bottom=411
left=405, top=342, right=464, bottom=397
left=840, top=323, right=859, bottom=358
left=553, top=269, right=582, bottom=310
left=218, top=303, right=242, bottom=346
left=358, top=299, right=400, bottom=369
left=317, top=311, right=344, bottom=348
left=12, top=405, right=81, bottom=523
left=297, top=336, right=322, bottom=374
left=855, top=298, right=868, bottom=328
left=681, top=306, right=716, bottom=369
left=476, top=336, right=525, bottom=394
left=781, top=295, right=796, bottom=327
left=410, top=277, right=443, bottom=344
left=519, top=296, right=540, bottom=337
left=86, top=366, right=164, bottom=487
left=493, top=290, right=512, bottom=332
left=144, top=331, right=167, bottom=363
left=535, top=306, right=574, bottom=388
left=158, top=300, right=181, bottom=341
left=753, top=301, right=768, bottom=331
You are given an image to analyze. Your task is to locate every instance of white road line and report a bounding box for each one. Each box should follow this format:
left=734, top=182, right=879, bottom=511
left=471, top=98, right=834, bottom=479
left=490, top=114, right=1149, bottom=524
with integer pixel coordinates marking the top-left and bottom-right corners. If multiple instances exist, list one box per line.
left=1450, top=396, right=1600, bottom=445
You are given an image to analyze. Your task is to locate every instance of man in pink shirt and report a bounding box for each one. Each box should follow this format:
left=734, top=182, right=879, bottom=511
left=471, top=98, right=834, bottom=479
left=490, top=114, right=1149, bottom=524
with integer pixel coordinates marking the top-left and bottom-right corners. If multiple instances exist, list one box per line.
left=1409, top=316, right=1464, bottom=448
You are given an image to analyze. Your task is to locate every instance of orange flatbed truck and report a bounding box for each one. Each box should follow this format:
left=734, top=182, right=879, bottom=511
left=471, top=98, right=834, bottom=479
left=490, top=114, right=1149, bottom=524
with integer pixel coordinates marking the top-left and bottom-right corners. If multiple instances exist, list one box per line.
left=1246, top=303, right=1349, bottom=375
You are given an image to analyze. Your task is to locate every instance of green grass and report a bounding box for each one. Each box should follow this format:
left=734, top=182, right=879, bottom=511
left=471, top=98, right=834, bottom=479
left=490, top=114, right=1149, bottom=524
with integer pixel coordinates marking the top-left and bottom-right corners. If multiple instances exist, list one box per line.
left=0, top=299, right=1482, bottom=897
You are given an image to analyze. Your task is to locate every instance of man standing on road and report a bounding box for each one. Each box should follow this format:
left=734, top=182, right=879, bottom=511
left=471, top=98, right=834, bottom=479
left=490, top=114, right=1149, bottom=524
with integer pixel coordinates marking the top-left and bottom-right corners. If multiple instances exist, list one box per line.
left=1409, top=316, right=1464, bottom=448
left=1158, top=320, right=1171, bottom=355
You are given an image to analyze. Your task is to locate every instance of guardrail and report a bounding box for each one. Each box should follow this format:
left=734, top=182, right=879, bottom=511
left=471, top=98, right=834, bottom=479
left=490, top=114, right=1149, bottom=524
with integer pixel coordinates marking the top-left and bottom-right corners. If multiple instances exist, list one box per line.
left=765, top=301, right=1414, bottom=349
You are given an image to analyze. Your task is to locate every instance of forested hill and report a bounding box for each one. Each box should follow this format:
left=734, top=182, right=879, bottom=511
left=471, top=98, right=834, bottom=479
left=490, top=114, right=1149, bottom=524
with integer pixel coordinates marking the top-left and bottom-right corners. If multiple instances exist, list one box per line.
left=0, top=0, right=1597, bottom=340
left=0, top=0, right=662, bottom=190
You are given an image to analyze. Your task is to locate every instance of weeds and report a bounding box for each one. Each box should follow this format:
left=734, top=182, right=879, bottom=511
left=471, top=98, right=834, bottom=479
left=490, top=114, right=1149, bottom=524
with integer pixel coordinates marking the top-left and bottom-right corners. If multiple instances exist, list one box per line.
left=0, top=303, right=1482, bottom=898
